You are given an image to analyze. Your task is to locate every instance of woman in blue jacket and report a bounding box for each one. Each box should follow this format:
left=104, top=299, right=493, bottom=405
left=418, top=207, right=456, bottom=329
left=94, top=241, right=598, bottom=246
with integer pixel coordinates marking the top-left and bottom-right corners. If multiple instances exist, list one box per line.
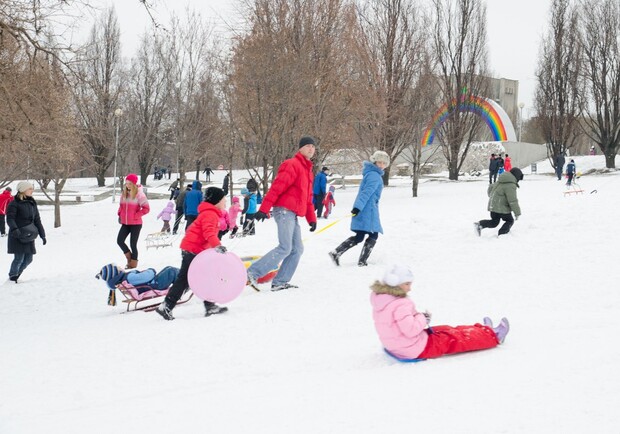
left=328, top=151, right=389, bottom=266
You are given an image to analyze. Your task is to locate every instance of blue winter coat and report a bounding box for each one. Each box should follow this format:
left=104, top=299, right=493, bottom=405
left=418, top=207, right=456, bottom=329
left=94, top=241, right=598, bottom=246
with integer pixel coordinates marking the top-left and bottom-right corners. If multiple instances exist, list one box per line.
left=184, top=180, right=203, bottom=217
left=313, top=171, right=327, bottom=195
left=351, top=161, right=384, bottom=234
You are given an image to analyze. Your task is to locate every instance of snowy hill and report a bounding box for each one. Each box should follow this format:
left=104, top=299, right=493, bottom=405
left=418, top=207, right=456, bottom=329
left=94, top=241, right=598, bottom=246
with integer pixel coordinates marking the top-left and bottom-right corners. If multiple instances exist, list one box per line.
left=1, top=155, right=619, bottom=433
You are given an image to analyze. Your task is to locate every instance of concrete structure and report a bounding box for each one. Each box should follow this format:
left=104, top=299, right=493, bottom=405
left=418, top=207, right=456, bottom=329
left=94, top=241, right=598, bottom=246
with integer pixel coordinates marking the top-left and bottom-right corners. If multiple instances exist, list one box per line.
left=488, top=77, right=520, bottom=130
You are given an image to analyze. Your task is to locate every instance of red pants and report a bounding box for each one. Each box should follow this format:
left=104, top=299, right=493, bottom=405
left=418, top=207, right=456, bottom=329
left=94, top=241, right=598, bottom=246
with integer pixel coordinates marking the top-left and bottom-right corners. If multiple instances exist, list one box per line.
left=417, top=324, right=499, bottom=359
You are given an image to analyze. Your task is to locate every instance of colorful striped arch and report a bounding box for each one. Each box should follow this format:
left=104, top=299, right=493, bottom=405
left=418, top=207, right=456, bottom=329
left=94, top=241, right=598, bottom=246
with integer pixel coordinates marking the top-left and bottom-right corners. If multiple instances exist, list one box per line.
left=422, top=96, right=517, bottom=145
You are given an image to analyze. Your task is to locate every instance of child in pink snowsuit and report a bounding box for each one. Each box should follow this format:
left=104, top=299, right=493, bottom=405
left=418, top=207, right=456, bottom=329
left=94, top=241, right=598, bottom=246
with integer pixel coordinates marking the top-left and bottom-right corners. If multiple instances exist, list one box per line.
left=228, top=196, right=242, bottom=237
left=157, top=201, right=176, bottom=233
left=217, top=208, right=231, bottom=240
left=370, top=264, right=509, bottom=360
left=322, top=185, right=336, bottom=218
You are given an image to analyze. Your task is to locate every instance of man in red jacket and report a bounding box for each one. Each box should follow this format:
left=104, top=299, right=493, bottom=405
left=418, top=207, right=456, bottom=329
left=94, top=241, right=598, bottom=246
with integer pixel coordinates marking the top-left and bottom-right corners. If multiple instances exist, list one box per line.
left=247, top=136, right=318, bottom=291
left=0, top=187, right=14, bottom=237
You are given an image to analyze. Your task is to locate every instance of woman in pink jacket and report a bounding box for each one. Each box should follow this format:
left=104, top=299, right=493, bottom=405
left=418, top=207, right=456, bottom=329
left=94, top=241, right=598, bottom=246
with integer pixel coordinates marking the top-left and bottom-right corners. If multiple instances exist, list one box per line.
left=117, top=173, right=150, bottom=269
left=370, top=264, right=509, bottom=360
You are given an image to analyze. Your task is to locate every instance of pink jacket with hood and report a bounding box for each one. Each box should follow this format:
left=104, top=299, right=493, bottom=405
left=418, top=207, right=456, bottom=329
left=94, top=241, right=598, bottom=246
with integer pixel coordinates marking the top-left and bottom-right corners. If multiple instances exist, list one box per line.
left=370, top=293, right=429, bottom=359
left=118, top=186, right=150, bottom=225
left=228, top=198, right=241, bottom=228
left=157, top=201, right=176, bottom=221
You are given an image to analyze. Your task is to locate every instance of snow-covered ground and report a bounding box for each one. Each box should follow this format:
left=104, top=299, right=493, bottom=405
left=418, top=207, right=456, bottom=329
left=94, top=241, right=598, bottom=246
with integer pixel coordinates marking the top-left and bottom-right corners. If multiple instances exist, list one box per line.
left=1, top=155, right=619, bottom=433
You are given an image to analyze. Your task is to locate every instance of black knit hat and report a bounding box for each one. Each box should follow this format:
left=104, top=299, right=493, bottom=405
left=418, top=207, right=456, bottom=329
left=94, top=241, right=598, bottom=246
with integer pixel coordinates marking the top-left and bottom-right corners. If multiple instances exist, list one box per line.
left=510, top=168, right=524, bottom=182
left=204, top=187, right=226, bottom=205
left=322, top=166, right=329, bottom=172
left=299, top=136, right=316, bottom=148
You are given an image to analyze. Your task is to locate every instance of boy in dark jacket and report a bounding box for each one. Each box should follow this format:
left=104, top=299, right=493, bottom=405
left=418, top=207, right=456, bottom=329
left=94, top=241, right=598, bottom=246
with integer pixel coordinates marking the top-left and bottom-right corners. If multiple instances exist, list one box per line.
left=475, top=168, right=523, bottom=237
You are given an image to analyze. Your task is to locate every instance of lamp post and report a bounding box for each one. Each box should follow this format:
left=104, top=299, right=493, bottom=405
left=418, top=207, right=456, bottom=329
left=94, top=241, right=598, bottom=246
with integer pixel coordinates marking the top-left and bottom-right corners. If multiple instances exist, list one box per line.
left=518, top=102, right=525, bottom=142
left=112, top=108, right=123, bottom=203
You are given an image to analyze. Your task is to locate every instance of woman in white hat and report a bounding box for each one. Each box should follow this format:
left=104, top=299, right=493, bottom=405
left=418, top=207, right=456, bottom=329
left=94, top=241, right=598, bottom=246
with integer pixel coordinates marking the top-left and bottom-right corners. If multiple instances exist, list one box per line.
left=6, top=181, right=46, bottom=283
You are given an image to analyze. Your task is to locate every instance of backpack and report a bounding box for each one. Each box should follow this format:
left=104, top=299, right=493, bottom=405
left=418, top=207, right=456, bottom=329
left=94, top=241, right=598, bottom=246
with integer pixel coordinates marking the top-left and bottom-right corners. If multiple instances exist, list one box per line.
left=256, top=190, right=263, bottom=204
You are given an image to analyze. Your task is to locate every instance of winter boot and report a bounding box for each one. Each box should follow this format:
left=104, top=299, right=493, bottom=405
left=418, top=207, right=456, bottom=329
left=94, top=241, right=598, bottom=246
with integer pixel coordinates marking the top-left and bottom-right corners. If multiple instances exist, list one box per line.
left=358, top=238, right=377, bottom=266
left=155, top=300, right=175, bottom=321
left=271, top=282, right=299, bottom=292
left=474, top=222, right=482, bottom=237
left=204, top=301, right=229, bottom=316
left=124, top=251, right=132, bottom=268
left=127, top=259, right=138, bottom=270
left=483, top=317, right=493, bottom=328
left=493, top=317, right=510, bottom=344
left=328, top=236, right=358, bottom=266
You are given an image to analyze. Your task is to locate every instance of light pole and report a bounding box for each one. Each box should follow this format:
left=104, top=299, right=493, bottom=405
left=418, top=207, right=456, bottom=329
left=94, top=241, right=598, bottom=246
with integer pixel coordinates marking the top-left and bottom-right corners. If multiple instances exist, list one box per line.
left=112, top=108, right=123, bottom=203
left=518, top=102, right=525, bottom=142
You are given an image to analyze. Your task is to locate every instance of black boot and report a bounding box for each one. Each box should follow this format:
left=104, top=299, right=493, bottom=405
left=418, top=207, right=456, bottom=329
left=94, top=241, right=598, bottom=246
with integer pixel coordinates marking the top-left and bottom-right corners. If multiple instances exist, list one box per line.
left=328, top=236, right=358, bottom=266
left=155, top=299, right=175, bottom=320
left=358, top=238, right=376, bottom=266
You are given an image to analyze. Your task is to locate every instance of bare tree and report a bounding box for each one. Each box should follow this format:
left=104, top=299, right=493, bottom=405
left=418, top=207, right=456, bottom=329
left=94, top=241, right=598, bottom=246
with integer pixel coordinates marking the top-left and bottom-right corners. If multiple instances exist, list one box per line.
left=535, top=0, right=584, bottom=168
left=124, top=33, right=170, bottom=184
left=429, top=0, right=489, bottom=180
left=580, top=0, right=620, bottom=169
left=353, top=0, right=429, bottom=186
left=71, top=7, right=124, bottom=187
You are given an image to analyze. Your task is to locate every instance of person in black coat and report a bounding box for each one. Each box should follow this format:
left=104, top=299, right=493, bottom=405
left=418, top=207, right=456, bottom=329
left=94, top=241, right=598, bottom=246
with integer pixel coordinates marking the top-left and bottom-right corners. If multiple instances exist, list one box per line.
left=489, top=154, right=500, bottom=184
left=222, top=173, right=229, bottom=196
left=6, top=181, right=46, bottom=283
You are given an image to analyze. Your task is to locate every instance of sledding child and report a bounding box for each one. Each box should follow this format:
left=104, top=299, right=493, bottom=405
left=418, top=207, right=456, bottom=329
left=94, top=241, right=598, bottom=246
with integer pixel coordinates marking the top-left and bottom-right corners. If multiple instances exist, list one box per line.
left=566, top=159, right=576, bottom=186
left=228, top=196, right=242, bottom=238
left=322, top=185, right=336, bottom=218
left=157, top=201, right=176, bottom=233
left=370, top=264, right=509, bottom=360
left=156, top=187, right=230, bottom=320
left=218, top=207, right=231, bottom=240
left=240, top=187, right=257, bottom=236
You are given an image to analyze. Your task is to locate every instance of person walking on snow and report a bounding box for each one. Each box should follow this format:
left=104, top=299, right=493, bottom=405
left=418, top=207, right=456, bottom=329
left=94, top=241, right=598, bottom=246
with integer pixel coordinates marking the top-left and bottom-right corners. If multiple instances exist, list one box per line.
left=157, top=201, right=176, bottom=233
left=566, top=159, right=576, bottom=186
left=6, top=182, right=46, bottom=282
left=370, top=264, right=509, bottom=360
left=474, top=167, right=523, bottom=237
left=117, top=173, right=150, bottom=269
left=183, top=180, right=203, bottom=230
left=246, top=136, right=318, bottom=291
left=555, top=153, right=565, bottom=181
left=172, top=184, right=191, bottom=235
left=322, top=185, right=336, bottom=218
left=503, top=154, right=512, bottom=172
left=156, top=187, right=229, bottom=320
left=313, top=166, right=329, bottom=218
left=0, top=187, right=14, bottom=237
left=228, top=196, right=242, bottom=238
left=488, top=153, right=500, bottom=184
left=328, top=151, right=389, bottom=267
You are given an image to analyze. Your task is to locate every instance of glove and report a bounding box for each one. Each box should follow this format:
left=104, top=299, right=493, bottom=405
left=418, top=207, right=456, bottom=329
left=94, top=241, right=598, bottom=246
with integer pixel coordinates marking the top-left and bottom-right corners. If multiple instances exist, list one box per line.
left=42, top=238, right=47, bottom=246
left=215, top=245, right=227, bottom=254
left=309, top=222, right=317, bottom=232
left=254, top=211, right=268, bottom=222
left=422, top=311, right=432, bottom=324
left=351, top=208, right=360, bottom=216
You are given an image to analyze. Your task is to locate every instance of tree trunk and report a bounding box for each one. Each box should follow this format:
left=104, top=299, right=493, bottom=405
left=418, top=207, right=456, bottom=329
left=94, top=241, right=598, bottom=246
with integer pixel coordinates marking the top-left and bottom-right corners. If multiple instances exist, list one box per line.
left=96, top=173, right=106, bottom=188
left=605, top=152, right=616, bottom=169
left=54, top=188, right=61, bottom=228
left=448, top=158, right=459, bottom=181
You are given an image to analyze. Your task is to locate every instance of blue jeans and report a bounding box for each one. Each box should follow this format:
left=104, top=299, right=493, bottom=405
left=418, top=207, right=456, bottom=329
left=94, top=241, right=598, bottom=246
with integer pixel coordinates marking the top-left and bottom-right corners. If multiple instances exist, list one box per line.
left=248, top=207, right=303, bottom=285
left=9, top=252, right=34, bottom=278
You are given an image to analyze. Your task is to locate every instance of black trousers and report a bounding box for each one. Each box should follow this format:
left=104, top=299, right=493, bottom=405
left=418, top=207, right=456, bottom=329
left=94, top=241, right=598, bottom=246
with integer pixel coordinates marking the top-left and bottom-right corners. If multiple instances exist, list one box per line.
left=489, top=171, right=498, bottom=184
left=185, top=214, right=197, bottom=231
left=480, top=211, right=514, bottom=235
left=165, top=250, right=215, bottom=309
left=0, top=214, right=6, bottom=235
left=173, top=208, right=184, bottom=233
left=314, top=193, right=325, bottom=217
left=117, top=224, right=142, bottom=260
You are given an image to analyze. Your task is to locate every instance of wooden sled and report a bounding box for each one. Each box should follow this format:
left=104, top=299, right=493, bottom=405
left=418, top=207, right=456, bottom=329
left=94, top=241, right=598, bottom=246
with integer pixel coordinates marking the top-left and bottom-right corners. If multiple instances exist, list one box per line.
left=145, top=232, right=175, bottom=249
left=116, top=281, right=193, bottom=313
left=563, top=183, right=584, bottom=196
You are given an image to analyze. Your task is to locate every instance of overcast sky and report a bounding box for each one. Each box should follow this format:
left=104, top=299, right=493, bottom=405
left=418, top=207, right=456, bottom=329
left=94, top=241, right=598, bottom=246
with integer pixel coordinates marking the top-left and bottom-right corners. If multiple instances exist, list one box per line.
left=74, top=0, right=551, bottom=118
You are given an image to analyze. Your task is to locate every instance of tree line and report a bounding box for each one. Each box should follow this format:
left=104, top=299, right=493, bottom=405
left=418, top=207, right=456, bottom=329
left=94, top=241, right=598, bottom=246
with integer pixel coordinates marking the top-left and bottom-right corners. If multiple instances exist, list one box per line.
left=1, top=0, right=619, bottom=227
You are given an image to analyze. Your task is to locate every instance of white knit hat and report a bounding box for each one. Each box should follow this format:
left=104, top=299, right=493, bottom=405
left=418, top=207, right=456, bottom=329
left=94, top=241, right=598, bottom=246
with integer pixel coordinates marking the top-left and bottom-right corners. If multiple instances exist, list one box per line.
left=382, top=264, right=414, bottom=287
left=370, top=150, right=390, bottom=166
left=17, top=181, right=34, bottom=193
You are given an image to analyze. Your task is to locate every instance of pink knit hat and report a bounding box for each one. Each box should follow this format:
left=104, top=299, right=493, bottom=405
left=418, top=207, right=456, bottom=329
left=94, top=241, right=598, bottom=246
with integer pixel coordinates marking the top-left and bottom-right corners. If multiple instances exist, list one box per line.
left=125, top=173, right=138, bottom=185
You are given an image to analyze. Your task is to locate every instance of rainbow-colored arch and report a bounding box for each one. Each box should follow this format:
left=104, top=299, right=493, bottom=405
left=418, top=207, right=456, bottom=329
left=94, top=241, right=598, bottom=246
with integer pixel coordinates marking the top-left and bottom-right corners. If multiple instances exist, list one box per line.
left=422, top=95, right=517, bottom=146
